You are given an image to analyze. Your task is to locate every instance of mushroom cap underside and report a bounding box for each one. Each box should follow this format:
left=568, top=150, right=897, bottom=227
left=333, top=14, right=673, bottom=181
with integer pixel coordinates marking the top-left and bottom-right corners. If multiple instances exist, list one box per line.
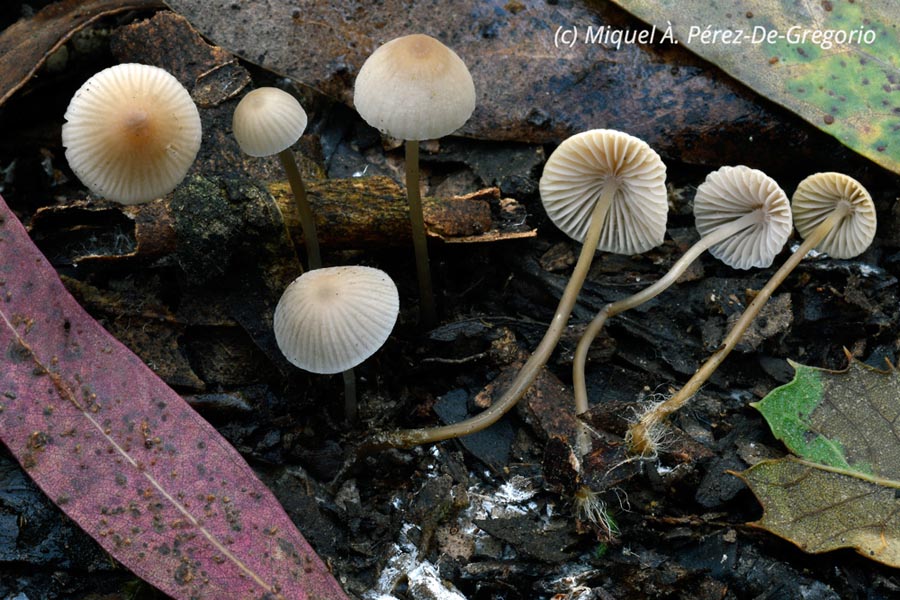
left=792, top=172, right=876, bottom=259
left=539, top=128, right=668, bottom=255
left=694, top=165, right=792, bottom=270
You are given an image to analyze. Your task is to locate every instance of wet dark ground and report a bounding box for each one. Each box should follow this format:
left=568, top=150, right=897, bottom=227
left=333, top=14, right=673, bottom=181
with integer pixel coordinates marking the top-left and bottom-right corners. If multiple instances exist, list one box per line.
left=3, top=4, right=900, bottom=600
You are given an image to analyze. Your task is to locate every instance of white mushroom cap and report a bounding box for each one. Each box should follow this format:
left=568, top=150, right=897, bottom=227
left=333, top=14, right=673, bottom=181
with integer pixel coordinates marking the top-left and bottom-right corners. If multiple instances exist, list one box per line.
left=694, top=165, right=792, bottom=270
left=273, top=266, right=400, bottom=375
left=62, top=63, right=201, bottom=205
left=354, top=34, right=476, bottom=141
left=792, top=172, right=876, bottom=259
left=232, top=87, right=308, bottom=157
left=539, top=129, right=668, bottom=255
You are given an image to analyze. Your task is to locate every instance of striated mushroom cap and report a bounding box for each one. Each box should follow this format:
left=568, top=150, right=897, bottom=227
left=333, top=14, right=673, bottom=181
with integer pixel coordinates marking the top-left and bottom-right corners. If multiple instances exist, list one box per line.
left=232, top=87, right=308, bottom=157
left=539, top=129, right=668, bottom=255
left=354, top=34, right=475, bottom=141
left=273, top=266, right=400, bottom=375
left=62, top=63, right=201, bottom=205
left=792, top=172, right=876, bottom=259
left=694, top=165, right=792, bottom=270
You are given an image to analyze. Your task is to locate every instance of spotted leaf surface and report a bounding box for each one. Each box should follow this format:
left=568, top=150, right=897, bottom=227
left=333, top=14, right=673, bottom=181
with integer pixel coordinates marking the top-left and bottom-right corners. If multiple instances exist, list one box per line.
left=613, top=0, right=900, bottom=174
left=735, top=358, right=900, bottom=567
left=0, top=194, right=347, bottom=599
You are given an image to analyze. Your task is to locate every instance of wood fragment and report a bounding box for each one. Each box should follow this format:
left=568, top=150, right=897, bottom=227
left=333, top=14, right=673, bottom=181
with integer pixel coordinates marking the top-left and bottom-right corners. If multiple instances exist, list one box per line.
left=33, top=176, right=534, bottom=266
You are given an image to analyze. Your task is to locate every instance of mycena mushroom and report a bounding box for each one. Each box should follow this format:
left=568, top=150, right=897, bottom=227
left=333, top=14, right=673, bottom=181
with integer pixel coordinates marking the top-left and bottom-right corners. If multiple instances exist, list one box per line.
left=628, top=171, right=877, bottom=458
left=371, top=129, right=668, bottom=448
left=572, top=165, right=793, bottom=415
left=233, top=87, right=322, bottom=270
left=354, top=33, right=476, bottom=325
left=62, top=63, right=201, bottom=205
left=274, top=266, right=400, bottom=423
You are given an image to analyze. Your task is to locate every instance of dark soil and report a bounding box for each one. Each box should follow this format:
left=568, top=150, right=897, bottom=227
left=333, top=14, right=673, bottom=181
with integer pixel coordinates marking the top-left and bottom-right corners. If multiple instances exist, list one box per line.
left=2, top=3, right=900, bottom=600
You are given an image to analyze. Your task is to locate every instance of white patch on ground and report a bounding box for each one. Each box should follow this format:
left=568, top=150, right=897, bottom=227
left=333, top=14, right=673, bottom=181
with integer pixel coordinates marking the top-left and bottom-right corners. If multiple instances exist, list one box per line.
left=363, top=524, right=467, bottom=600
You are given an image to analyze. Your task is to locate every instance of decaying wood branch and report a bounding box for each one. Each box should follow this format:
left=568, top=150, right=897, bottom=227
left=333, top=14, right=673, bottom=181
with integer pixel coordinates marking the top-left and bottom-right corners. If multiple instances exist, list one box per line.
left=31, top=175, right=534, bottom=266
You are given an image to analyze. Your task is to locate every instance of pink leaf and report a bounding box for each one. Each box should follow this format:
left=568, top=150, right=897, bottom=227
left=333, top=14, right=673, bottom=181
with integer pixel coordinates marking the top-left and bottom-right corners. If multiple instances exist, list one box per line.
left=0, top=193, right=347, bottom=599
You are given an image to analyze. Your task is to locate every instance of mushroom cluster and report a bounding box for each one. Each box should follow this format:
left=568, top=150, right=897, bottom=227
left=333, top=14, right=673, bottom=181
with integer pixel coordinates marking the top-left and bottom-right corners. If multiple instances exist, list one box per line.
left=572, top=165, right=793, bottom=415
left=627, top=172, right=877, bottom=458
left=60, top=50, right=881, bottom=471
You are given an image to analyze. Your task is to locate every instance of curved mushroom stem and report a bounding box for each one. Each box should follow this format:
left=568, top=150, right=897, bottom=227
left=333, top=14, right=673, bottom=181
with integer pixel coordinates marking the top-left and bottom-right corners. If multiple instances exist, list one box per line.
left=573, top=209, right=763, bottom=414
left=368, top=183, right=618, bottom=449
left=627, top=204, right=851, bottom=458
left=343, top=368, right=358, bottom=424
left=405, top=140, right=436, bottom=326
left=279, top=149, right=322, bottom=270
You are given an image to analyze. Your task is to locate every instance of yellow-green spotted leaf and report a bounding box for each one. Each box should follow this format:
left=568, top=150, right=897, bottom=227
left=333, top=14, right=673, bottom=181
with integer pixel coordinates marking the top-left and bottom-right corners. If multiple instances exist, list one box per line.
left=611, top=0, right=900, bottom=174
left=738, top=358, right=900, bottom=566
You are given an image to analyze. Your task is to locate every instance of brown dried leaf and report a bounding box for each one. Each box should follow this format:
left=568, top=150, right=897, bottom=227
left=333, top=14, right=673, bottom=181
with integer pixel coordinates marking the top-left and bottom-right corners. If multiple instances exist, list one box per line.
left=0, top=0, right=164, bottom=107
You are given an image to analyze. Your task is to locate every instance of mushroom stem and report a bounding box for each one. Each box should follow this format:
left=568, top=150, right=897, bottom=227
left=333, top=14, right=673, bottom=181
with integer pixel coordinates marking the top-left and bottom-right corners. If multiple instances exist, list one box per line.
left=627, top=203, right=850, bottom=457
left=343, top=368, right=358, bottom=424
left=279, top=149, right=322, bottom=270
left=405, top=140, right=436, bottom=326
left=573, top=209, right=764, bottom=414
left=370, top=183, right=618, bottom=448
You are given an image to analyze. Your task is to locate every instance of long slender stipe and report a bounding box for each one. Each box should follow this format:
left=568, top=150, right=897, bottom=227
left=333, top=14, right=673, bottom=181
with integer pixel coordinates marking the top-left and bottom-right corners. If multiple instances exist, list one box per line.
left=279, top=149, right=322, bottom=270
left=405, top=140, right=436, bottom=326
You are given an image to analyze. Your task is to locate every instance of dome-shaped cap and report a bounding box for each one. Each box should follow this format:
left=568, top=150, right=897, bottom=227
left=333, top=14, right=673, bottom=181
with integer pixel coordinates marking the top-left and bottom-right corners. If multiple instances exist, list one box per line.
left=694, top=165, right=792, bottom=270
left=62, top=63, right=201, bottom=205
left=792, top=172, right=876, bottom=259
left=539, top=129, right=668, bottom=255
left=273, top=266, right=400, bottom=375
left=354, top=34, right=476, bottom=141
left=232, top=87, right=308, bottom=157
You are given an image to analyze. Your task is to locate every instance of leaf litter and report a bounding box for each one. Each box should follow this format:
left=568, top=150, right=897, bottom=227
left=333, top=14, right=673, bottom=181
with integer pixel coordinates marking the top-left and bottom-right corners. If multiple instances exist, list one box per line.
left=739, top=355, right=900, bottom=567
left=0, top=194, right=346, bottom=599
left=4, top=2, right=900, bottom=598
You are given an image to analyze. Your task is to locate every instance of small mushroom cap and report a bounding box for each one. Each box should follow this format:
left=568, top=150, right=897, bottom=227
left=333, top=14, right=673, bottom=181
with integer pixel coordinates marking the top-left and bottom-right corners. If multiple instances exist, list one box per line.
left=62, top=63, right=201, bottom=205
left=354, top=34, right=476, bottom=141
left=273, top=266, right=400, bottom=375
left=232, top=87, right=308, bottom=157
left=539, top=129, right=668, bottom=255
left=694, top=165, right=792, bottom=270
left=792, top=172, right=876, bottom=259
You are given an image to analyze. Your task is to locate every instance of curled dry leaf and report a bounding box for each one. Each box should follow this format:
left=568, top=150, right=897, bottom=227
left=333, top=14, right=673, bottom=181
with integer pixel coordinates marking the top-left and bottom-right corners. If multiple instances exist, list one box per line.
left=0, top=193, right=347, bottom=599
left=0, top=0, right=165, bottom=108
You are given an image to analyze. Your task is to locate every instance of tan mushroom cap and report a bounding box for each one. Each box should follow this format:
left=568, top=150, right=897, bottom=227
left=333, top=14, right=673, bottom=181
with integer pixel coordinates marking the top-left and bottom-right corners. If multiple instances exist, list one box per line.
left=62, top=63, right=201, bottom=205
left=792, top=172, right=876, bottom=259
left=694, top=165, right=792, bottom=270
left=232, top=87, right=308, bottom=157
left=354, top=34, right=476, bottom=141
left=273, top=266, right=400, bottom=375
left=539, top=129, right=668, bottom=254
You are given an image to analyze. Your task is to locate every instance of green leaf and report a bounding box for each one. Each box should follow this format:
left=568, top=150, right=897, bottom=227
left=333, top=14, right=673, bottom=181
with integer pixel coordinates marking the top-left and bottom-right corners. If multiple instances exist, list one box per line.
left=611, top=0, right=900, bottom=174
left=737, top=358, right=900, bottom=567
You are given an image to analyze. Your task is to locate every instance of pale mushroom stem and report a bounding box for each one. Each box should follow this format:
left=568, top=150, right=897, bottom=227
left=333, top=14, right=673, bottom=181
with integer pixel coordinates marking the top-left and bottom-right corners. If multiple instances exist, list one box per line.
left=370, top=183, right=618, bottom=448
left=278, top=149, right=322, bottom=270
left=343, top=368, right=358, bottom=424
left=627, top=203, right=851, bottom=457
left=573, top=209, right=763, bottom=414
left=405, top=140, right=437, bottom=326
